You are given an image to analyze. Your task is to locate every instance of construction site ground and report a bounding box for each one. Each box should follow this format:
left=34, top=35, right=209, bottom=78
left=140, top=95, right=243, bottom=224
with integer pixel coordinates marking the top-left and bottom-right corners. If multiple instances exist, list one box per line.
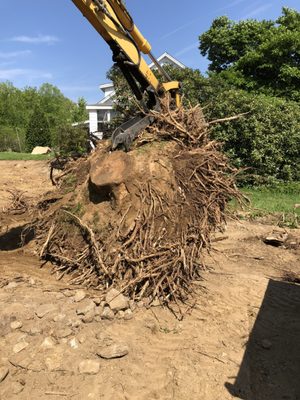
left=0, top=160, right=299, bottom=400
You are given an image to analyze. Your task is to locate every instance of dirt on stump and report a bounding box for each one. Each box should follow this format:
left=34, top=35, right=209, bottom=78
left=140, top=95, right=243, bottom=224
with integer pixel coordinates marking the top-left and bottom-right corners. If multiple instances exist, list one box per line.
left=24, top=104, right=240, bottom=315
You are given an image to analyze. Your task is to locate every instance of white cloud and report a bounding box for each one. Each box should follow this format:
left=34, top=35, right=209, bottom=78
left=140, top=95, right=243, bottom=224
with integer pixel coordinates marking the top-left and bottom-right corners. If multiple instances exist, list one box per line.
left=0, top=50, right=32, bottom=59
left=175, top=42, right=199, bottom=57
left=10, top=35, right=59, bottom=45
left=0, top=68, right=52, bottom=80
left=241, top=4, right=272, bottom=19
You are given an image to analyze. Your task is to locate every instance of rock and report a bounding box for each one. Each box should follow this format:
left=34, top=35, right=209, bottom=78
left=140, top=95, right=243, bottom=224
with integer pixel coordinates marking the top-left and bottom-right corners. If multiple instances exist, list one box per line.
left=137, top=300, right=144, bottom=308
left=261, top=339, right=272, bottom=350
left=53, top=313, right=66, bottom=322
left=101, top=306, right=114, bottom=320
left=31, top=146, right=51, bottom=155
left=9, top=354, right=31, bottom=370
left=30, top=326, right=42, bottom=335
left=151, top=298, right=161, bottom=307
left=77, top=334, right=86, bottom=344
left=4, top=281, right=19, bottom=290
left=0, top=366, right=9, bottom=383
left=69, top=319, right=82, bottom=328
left=56, top=328, right=73, bottom=339
left=117, top=311, right=125, bottom=319
left=129, top=300, right=136, bottom=312
left=13, top=341, right=29, bottom=353
left=82, top=309, right=95, bottom=324
left=76, top=299, right=95, bottom=316
left=55, top=293, right=65, bottom=300
left=78, top=360, right=100, bottom=375
left=97, top=344, right=129, bottom=359
left=10, top=321, right=22, bottom=330
left=41, top=337, right=56, bottom=349
left=124, top=309, right=133, bottom=321
left=69, top=338, right=79, bottom=349
left=36, top=304, right=56, bottom=318
left=11, top=381, right=24, bottom=394
left=73, top=289, right=86, bottom=302
left=105, top=288, right=129, bottom=311
left=263, top=232, right=288, bottom=247
left=93, top=297, right=101, bottom=306
left=45, top=355, right=63, bottom=372
left=29, top=278, right=36, bottom=285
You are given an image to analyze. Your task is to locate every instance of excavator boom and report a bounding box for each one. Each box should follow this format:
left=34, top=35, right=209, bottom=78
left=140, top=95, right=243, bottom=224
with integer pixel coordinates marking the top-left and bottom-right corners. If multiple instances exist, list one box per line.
left=71, top=0, right=181, bottom=149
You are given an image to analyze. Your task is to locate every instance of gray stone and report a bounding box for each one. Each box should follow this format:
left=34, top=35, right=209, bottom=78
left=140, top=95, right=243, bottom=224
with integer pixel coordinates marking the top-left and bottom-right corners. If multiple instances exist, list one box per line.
left=73, top=289, right=86, bottom=302
left=10, top=321, right=22, bottom=330
left=13, top=341, right=29, bottom=353
left=0, top=367, right=9, bottom=383
left=105, top=289, right=129, bottom=311
left=36, top=304, right=56, bottom=318
left=76, top=300, right=95, bottom=316
left=101, top=306, right=114, bottom=321
left=97, top=344, right=129, bottom=359
left=78, top=360, right=100, bottom=375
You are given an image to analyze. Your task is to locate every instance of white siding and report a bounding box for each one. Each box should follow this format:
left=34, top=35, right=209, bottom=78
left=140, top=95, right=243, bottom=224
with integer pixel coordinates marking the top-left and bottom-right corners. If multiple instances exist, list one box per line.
left=89, top=110, right=98, bottom=133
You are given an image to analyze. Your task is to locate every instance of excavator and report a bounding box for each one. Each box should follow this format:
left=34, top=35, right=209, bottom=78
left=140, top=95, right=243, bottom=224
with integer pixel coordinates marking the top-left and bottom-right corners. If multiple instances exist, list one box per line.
left=71, top=0, right=181, bottom=150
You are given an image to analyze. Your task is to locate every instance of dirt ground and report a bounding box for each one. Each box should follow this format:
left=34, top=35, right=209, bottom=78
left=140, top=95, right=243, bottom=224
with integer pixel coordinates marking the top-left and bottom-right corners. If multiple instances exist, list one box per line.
left=0, top=161, right=300, bottom=400
left=0, top=160, right=54, bottom=211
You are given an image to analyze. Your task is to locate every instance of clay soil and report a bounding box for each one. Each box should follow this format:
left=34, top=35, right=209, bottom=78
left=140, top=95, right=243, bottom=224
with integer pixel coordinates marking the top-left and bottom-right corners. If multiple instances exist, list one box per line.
left=0, top=160, right=300, bottom=400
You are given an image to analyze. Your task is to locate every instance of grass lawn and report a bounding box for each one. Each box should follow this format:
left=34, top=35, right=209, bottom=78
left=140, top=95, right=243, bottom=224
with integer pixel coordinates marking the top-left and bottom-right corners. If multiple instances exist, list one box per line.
left=0, top=152, right=53, bottom=161
left=232, top=183, right=300, bottom=227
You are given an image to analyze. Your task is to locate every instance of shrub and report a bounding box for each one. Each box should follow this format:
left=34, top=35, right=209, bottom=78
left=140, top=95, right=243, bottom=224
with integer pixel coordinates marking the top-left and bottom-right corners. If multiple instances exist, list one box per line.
left=204, top=89, right=300, bottom=184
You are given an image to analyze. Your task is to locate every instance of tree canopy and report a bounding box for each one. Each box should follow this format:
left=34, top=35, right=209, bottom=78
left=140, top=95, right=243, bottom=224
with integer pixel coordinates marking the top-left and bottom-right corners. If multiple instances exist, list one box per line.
left=199, top=7, right=300, bottom=101
left=0, top=82, right=88, bottom=152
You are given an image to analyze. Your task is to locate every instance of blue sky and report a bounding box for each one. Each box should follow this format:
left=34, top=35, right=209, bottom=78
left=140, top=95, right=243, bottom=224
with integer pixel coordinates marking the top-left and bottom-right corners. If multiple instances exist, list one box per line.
left=0, top=0, right=298, bottom=103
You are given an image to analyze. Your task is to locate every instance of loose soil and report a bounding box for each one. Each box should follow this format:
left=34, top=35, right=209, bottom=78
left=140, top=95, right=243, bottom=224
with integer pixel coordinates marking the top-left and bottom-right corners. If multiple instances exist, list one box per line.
left=1, top=162, right=300, bottom=400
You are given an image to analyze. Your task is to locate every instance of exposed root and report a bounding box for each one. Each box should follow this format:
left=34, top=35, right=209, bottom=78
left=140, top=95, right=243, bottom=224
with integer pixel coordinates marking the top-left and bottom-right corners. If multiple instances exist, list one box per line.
left=32, top=102, right=243, bottom=317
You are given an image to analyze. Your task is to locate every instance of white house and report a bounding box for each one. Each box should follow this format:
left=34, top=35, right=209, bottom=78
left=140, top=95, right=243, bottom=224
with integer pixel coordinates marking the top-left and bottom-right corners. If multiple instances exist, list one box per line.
left=86, top=52, right=186, bottom=135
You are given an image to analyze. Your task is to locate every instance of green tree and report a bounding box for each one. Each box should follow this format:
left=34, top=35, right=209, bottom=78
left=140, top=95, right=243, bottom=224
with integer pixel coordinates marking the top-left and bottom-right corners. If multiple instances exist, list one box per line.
left=199, top=7, right=300, bottom=100
left=56, top=124, right=88, bottom=155
left=72, top=97, right=88, bottom=122
left=106, top=64, right=206, bottom=124
left=25, top=107, right=51, bottom=152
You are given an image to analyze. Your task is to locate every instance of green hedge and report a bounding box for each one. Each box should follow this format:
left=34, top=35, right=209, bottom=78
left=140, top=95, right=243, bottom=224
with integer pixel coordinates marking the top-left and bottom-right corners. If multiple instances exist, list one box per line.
left=205, top=90, right=300, bottom=184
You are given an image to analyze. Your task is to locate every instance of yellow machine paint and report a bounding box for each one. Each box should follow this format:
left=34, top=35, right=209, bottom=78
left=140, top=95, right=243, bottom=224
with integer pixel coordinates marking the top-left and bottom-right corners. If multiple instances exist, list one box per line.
left=71, top=0, right=181, bottom=149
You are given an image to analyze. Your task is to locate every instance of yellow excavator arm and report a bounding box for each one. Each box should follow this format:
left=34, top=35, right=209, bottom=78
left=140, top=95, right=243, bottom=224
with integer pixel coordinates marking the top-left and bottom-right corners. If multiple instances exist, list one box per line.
left=71, top=0, right=181, bottom=150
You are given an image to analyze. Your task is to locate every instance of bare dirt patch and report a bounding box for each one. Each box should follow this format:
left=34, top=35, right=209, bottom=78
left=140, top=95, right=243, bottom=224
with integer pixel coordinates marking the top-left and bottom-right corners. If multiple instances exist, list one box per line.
left=0, top=220, right=300, bottom=399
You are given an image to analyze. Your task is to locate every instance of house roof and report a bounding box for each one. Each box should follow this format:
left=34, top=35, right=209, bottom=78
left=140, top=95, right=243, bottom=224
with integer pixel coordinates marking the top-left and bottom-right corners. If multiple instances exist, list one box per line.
left=88, top=52, right=185, bottom=107
left=148, top=52, right=186, bottom=69
left=99, top=83, right=114, bottom=92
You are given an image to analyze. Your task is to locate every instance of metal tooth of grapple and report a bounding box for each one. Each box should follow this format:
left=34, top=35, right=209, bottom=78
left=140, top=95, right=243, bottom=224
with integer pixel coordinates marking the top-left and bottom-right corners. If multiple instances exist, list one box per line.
left=111, top=114, right=154, bottom=151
